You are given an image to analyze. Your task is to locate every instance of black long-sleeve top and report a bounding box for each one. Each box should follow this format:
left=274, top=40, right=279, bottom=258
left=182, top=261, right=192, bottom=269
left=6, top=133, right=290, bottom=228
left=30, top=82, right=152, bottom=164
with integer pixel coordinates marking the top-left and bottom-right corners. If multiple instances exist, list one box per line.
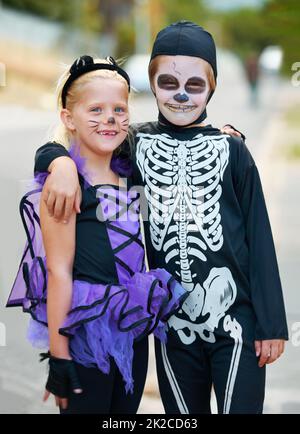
left=34, top=122, right=288, bottom=341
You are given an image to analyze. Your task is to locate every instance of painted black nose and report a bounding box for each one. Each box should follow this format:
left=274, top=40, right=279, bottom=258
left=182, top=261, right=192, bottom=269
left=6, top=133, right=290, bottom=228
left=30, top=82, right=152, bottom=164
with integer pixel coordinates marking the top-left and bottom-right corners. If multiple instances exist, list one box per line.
left=173, top=93, right=189, bottom=103
left=107, top=117, right=116, bottom=124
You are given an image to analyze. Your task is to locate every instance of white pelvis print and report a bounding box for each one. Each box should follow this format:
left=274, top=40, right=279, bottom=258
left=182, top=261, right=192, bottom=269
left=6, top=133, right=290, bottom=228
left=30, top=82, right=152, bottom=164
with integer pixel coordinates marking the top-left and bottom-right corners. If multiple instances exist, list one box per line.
left=136, top=132, right=240, bottom=345
left=169, top=267, right=237, bottom=344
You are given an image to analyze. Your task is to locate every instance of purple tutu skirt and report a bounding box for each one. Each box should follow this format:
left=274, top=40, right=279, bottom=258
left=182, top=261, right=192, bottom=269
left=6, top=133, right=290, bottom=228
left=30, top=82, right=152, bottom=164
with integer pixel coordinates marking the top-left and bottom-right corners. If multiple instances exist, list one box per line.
left=15, top=256, right=187, bottom=393
left=6, top=159, right=188, bottom=393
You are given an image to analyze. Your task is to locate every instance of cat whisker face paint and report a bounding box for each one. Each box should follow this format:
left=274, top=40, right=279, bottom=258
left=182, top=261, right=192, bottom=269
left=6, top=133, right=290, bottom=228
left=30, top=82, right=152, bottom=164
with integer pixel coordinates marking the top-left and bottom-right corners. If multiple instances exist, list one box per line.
left=121, top=118, right=129, bottom=133
left=68, top=78, right=129, bottom=154
left=153, top=56, right=211, bottom=126
left=88, top=119, right=100, bottom=136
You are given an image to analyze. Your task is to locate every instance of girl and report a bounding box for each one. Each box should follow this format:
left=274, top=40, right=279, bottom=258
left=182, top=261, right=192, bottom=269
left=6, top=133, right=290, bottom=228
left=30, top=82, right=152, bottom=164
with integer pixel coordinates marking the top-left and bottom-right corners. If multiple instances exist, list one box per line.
left=6, top=55, right=187, bottom=414
left=30, top=22, right=288, bottom=414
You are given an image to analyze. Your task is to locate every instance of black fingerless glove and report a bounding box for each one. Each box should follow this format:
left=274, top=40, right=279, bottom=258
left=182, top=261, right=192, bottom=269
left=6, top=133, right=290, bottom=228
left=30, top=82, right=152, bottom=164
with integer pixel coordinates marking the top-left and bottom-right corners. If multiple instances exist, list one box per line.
left=40, top=352, right=82, bottom=398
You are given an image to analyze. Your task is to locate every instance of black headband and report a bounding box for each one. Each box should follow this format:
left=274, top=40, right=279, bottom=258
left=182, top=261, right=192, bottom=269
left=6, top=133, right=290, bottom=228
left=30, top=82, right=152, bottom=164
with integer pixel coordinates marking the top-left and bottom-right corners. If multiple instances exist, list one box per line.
left=61, top=55, right=130, bottom=108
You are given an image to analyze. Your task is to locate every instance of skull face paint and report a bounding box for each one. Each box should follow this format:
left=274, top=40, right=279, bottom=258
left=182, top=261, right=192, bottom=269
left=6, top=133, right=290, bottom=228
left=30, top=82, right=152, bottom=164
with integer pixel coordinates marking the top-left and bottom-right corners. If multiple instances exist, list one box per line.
left=153, top=55, right=211, bottom=127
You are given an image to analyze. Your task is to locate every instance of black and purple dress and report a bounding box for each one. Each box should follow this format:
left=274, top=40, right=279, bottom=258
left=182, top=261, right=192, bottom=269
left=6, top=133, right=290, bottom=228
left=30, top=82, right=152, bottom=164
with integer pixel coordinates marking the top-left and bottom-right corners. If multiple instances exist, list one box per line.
left=6, top=148, right=187, bottom=395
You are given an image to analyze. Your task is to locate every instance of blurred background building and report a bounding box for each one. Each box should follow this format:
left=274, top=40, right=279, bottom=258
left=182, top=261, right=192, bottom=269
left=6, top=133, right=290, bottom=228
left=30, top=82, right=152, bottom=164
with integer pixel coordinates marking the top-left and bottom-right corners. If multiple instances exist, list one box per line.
left=0, top=0, right=300, bottom=414
left=0, top=0, right=298, bottom=102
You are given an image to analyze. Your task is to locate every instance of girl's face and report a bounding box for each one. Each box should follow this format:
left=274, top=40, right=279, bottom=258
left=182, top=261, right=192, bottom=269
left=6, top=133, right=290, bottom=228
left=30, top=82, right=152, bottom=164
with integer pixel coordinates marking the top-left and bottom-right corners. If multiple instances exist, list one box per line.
left=153, top=55, right=210, bottom=126
left=63, top=77, right=129, bottom=157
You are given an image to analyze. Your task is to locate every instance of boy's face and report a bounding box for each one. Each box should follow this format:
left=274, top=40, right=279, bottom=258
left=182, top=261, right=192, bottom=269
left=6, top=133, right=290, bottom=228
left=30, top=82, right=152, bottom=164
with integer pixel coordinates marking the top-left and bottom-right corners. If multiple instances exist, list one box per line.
left=153, top=55, right=210, bottom=126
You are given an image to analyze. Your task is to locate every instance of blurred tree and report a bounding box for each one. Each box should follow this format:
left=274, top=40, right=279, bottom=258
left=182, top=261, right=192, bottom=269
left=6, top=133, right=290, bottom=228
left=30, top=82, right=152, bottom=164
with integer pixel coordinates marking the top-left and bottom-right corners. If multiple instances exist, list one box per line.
left=114, top=20, right=135, bottom=59
left=99, top=0, right=133, bottom=34
left=2, top=0, right=213, bottom=58
left=99, top=0, right=134, bottom=58
left=147, top=0, right=210, bottom=50
left=220, top=0, right=300, bottom=75
left=221, top=8, right=272, bottom=60
left=2, top=0, right=136, bottom=56
left=2, top=0, right=73, bottom=22
left=80, top=0, right=102, bottom=33
left=2, top=0, right=105, bottom=31
left=264, top=0, right=300, bottom=74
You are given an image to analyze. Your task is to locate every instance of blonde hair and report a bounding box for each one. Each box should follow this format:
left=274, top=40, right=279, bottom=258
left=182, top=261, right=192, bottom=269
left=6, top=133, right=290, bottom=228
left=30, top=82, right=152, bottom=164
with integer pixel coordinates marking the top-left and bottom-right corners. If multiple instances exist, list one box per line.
left=148, top=56, right=216, bottom=94
left=53, top=57, right=129, bottom=149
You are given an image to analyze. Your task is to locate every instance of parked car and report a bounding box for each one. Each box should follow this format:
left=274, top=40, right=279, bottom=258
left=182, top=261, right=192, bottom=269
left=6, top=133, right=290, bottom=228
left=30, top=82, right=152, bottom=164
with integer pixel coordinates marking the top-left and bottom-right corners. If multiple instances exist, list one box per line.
left=259, top=45, right=283, bottom=74
left=124, top=54, right=152, bottom=93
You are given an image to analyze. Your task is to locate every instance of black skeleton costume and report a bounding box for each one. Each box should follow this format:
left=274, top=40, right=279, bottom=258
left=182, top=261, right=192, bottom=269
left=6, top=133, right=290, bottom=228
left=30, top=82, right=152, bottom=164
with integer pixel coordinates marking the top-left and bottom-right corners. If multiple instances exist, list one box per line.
left=34, top=21, right=288, bottom=414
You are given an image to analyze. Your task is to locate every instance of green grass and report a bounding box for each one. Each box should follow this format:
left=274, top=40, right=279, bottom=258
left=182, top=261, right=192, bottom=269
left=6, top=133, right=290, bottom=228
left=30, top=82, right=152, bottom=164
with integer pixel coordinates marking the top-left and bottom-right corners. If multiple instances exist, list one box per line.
left=285, top=105, right=300, bottom=128
left=283, top=104, right=300, bottom=160
left=286, top=143, right=300, bottom=160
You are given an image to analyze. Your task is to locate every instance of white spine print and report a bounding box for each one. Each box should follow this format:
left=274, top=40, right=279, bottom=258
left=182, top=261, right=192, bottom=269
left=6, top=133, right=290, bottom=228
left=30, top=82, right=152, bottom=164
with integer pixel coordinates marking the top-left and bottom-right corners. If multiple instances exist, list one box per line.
left=136, top=132, right=229, bottom=287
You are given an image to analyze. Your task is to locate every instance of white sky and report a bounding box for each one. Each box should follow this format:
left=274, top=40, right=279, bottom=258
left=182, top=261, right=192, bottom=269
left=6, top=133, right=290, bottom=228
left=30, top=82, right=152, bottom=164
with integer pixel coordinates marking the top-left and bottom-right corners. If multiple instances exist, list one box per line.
left=205, top=0, right=266, bottom=10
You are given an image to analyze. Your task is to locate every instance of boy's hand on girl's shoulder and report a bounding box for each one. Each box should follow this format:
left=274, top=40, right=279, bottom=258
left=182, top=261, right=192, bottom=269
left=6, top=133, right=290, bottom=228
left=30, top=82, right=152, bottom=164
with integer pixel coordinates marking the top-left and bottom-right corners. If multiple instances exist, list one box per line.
left=220, top=124, right=244, bottom=139
left=255, top=339, right=285, bottom=368
left=41, top=157, right=81, bottom=224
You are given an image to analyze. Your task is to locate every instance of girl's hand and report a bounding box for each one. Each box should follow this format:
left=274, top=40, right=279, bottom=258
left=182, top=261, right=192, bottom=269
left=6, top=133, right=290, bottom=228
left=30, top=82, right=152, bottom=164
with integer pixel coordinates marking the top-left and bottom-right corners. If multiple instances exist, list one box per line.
left=42, top=354, right=83, bottom=410
left=41, top=157, right=81, bottom=223
left=255, top=339, right=285, bottom=368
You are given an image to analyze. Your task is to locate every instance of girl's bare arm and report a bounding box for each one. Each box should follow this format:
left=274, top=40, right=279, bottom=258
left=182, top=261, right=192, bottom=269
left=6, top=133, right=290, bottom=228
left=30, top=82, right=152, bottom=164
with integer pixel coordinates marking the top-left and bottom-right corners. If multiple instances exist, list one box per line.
left=40, top=188, right=76, bottom=359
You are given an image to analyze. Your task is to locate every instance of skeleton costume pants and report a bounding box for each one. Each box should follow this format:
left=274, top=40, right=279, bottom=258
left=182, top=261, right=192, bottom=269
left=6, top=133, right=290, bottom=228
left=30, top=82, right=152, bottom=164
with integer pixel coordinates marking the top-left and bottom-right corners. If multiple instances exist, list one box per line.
left=154, top=315, right=266, bottom=414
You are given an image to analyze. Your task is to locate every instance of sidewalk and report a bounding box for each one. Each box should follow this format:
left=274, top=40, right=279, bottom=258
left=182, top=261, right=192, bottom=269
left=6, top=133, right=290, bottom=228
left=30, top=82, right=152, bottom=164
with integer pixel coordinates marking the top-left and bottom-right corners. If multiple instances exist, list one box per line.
left=256, top=86, right=300, bottom=413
